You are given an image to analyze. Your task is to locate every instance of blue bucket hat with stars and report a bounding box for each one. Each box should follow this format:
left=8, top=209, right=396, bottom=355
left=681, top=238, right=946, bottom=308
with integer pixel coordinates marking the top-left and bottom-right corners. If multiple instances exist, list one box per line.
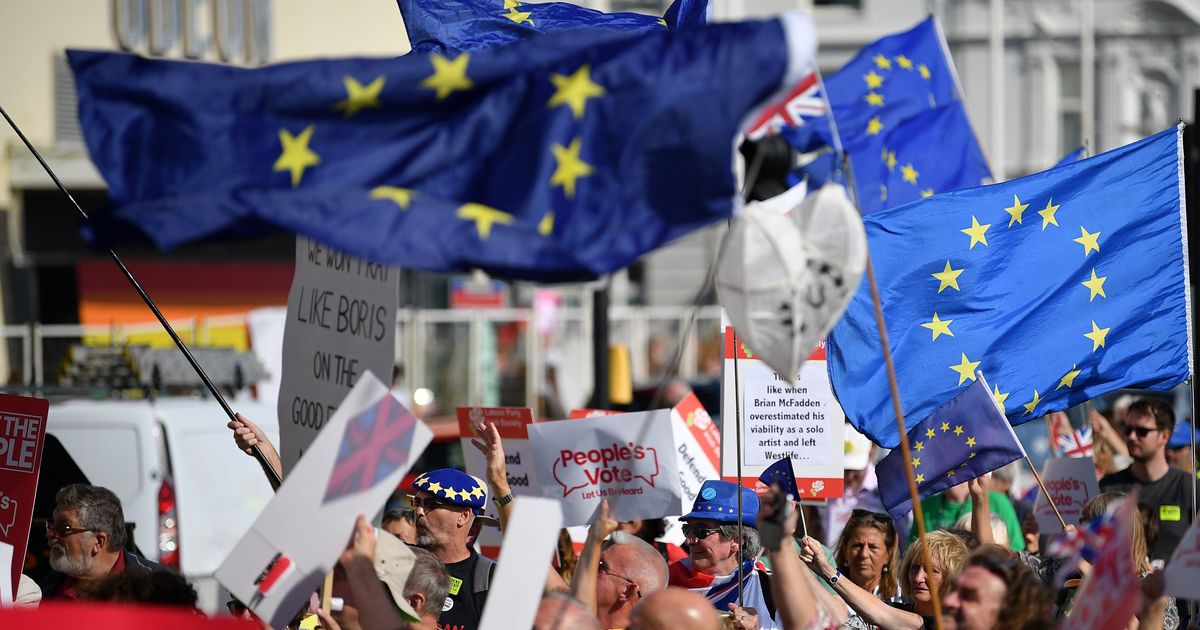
left=412, top=468, right=489, bottom=514
left=681, top=479, right=759, bottom=528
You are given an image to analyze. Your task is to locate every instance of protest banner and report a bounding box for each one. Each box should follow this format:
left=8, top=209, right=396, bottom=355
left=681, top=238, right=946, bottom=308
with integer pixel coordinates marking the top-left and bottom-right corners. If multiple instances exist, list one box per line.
left=457, top=407, right=538, bottom=557
left=1062, top=492, right=1142, bottom=630
left=1032, top=457, right=1099, bottom=534
left=478, top=497, right=563, bottom=630
left=1166, top=514, right=1200, bottom=600
left=0, top=603, right=257, bottom=629
left=217, top=371, right=431, bottom=629
left=0, top=393, right=48, bottom=597
left=529, top=410, right=681, bottom=527
left=277, top=236, right=399, bottom=474
left=720, top=327, right=843, bottom=499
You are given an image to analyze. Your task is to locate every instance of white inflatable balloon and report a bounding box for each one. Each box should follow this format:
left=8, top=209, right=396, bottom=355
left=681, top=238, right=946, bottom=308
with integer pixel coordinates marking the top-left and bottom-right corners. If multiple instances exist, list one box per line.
left=716, top=182, right=867, bottom=381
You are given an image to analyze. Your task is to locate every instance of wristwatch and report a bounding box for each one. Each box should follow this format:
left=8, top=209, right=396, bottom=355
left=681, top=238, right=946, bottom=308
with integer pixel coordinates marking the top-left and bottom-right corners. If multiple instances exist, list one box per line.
left=493, top=493, right=515, bottom=507
left=826, top=569, right=841, bottom=585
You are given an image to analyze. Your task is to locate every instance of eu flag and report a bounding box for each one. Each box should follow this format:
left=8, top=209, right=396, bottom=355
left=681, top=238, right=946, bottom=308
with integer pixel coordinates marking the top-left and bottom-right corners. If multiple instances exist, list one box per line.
left=69, top=13, right=815, bottom=281
left=398, top=0, right=710, bottom=55
left=828, top=127, right=1190, bottom=448
left=876, top=379, right=1025, bottom=520
left=787, top=16, right=991, bottom=213
left=758, top=457, right=800, bottom=499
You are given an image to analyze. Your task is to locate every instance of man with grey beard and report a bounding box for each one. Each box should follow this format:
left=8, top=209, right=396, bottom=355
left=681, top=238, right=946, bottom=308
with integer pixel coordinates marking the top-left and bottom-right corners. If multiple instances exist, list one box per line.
left=38, top=484, right=162, bottom=600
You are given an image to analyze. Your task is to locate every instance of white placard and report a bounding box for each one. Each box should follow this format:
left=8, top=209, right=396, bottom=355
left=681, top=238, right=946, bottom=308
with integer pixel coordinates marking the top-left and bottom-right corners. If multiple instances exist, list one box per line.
left=1032, top=457, right=1099, bottom=534
left=478, top=498, right=563, bottom=630
left=216, top=371, right=431, bottom=629
left=456, top=407, right=540, bottom=557
left=1166, top=517, right=1200, bottom=600
left=278, top=236, right=399, bottom=474
left=529, top=410, right=682, bottom=527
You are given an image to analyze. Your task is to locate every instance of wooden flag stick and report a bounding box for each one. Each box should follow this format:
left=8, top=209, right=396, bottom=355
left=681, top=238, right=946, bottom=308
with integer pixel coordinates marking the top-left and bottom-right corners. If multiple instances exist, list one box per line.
left=1025, top=455, right=1069, bottom=531
left=321, top=571, right=334, bottom=617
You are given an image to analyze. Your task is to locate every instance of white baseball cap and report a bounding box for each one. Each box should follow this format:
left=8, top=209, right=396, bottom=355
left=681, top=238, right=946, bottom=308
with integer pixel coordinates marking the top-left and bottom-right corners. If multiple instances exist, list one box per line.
left=844, top=423, right=873, bottom=471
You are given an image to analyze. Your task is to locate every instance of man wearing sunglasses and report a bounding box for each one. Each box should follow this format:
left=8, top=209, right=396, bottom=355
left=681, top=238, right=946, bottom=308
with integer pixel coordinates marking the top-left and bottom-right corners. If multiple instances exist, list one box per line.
left=409, top=468, right=497, bottom=630
left=1100, top=397, right=1194, bottom=565
left=37, top=484, right=163, bottom=600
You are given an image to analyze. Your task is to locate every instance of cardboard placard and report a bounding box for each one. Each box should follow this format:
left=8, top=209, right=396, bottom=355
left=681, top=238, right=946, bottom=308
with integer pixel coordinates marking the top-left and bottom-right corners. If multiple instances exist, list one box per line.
left=278, top=236, right=399, bottom=474
left=720, top=327, right=843, bottom=499
left=1032, top=457, right=1099, bottom=534
left=0, top=393, right=48, bottom=597
left=216, top=372, right=431, bottom=628
left=478, top=498, right=563, bottom=630
left=529, top=410, right=681, bottom=527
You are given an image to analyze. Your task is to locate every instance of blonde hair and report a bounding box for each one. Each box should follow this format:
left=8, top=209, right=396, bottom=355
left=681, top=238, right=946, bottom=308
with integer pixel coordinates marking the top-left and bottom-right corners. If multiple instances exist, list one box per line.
left=951, top=512, right=1010, bottom=547
left=1081, top=492, right=1153, bottom=575
left=900, top=530, right=968, bottom=601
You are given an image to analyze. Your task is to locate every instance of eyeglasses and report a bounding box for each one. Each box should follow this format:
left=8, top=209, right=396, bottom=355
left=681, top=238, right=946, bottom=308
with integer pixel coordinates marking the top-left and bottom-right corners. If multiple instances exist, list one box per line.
left=45, top=522, right=95, bottom=538
left=598, top=559, right=641, bottom=597
left=1121, top=425, right=1159, bottom=438
left=408, top=495, right=462, bottom=511
left=682, top=523, right=722, bottom=540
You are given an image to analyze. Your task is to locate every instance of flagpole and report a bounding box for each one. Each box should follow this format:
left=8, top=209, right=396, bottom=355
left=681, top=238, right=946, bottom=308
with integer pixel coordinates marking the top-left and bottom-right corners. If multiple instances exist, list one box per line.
left=1025, top=457, right=1068, bottom=531
left=0, top=104, right=284, bottom=490
left=842, top=157, right=944, bottom=629
left=731, top=329, right=746, bottom=609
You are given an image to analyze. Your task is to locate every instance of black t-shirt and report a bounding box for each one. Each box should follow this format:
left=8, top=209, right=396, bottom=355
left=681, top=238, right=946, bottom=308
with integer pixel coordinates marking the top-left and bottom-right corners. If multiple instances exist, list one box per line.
left=437, top=550, right=493, bottom=630
left=1099, top=466, right=1194, bottom=562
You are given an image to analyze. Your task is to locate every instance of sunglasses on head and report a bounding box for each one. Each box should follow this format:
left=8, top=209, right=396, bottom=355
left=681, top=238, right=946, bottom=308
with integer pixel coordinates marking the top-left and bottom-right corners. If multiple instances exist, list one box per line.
left=1121, top=425, right=1159, bottom=438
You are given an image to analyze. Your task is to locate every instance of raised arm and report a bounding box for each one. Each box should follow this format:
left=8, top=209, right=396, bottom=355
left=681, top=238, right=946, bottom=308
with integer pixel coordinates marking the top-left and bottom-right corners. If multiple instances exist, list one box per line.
left=758, top=487, right=819, bottom=628
left=798, top=536, right=924, bottom=630
left=228, top=412, right=283, bottom=489
left=968, top=476, right=994, bottom=546
left=570, top=499, right=618, bottom=613
left=339, top=515, right=405, bottom=630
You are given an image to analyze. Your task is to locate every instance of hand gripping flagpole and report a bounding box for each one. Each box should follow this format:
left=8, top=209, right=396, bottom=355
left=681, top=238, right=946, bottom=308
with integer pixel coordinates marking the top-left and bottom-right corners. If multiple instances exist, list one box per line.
left=0, top=104, right=284, bottom=490
left=841, top=154, right=944, bottom=629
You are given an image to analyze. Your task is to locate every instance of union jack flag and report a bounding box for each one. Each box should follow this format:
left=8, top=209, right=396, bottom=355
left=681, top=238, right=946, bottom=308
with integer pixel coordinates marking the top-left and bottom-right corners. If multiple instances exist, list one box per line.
left=323, top=395, right=417, bottom=503
left=1055, top=426, right=1094, bottom=459
left=744, top=68, right=829, bottom=140
left=1045, top=503, right=1117, bottom=584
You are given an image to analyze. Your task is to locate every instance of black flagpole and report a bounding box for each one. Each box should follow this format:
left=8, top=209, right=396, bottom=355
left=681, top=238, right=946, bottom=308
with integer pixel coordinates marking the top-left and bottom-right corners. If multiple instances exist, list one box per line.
left=0, top=104, right=283, bottom=489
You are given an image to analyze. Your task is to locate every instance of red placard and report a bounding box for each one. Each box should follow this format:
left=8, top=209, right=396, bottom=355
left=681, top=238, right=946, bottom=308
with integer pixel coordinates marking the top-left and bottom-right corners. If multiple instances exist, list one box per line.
left=456, top=406, right=535, bottom=440
left=0, top=393, right=48, bottom=596
left=0, top=603, right=258, bottom=629
left=723, top=326, right=826, bottom=361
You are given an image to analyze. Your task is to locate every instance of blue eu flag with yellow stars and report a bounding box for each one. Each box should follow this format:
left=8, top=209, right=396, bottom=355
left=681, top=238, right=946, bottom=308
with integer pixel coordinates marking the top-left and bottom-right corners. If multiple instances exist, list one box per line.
left=828, top=126, right=1190, bottom=448
left=398, top=0, right=710, bottom=54
left=788, top=16, right=990, bottom=213
left=876, top=378, right=1026, bottom=520
left=69, top=13, right=814, bottom=281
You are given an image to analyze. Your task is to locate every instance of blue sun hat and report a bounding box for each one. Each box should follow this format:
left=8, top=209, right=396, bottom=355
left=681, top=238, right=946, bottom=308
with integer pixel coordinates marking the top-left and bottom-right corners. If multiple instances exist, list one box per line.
left=681, top=479, right=759, bottom=528
left=1168, top=420, right=1195, bottom=449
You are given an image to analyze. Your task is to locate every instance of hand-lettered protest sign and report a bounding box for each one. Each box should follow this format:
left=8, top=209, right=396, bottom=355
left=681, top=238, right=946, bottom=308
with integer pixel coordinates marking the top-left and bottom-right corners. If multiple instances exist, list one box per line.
left=217, top=371, right=431, bottom=629
left=457, top=407, right=538, bottom=557
left=1033, top=457, right=1099, bottom=534
left=721, top=327, right=843, bottom=499
left=529, top=410, right=680, bottom=526
left=278, top=236, right=398, bottom=474
left=0, top=393, right=48, bottom=598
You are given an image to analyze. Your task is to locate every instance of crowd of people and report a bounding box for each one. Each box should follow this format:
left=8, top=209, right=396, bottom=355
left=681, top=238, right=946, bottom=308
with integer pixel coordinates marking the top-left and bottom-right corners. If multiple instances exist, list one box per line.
left=12, top=393, right=1195, bottom=630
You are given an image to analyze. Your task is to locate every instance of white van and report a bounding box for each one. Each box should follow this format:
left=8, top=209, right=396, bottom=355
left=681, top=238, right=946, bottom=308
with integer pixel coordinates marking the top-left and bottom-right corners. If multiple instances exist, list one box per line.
left=38, top=397, right=278, bottom=613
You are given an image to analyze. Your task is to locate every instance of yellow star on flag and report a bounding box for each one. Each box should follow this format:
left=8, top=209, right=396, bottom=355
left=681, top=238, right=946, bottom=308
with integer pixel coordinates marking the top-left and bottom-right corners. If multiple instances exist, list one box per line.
left=992, top=383, right=1010, bottom=408
left=1038, top=198, right=1060, bottom=229
left=457, top=203, right=514, bottom=239
left=1074, top=226, right=1101, bottom=256
left=953, top=425, right=964, bottom=436
left=333, top=75, right=385, bottom=117
left=1082, top=268, right=1107, bottom=301
left=1085, top=320, right=1110, bottom=352
left=940, top=421, right=951, bottom=432
left=550, top=137, right=594, bottom=198
left=916, top=473, right=925, bottom=484
left=915, top=441, right=925, bottom=452
left=918, top=64, right=931, bottom=79
left=886, top=151, right=897, bottom=171
left=873, top=54, right=892, bottom=70
left=947, top=469, right=956, bottom=477
left=370, top=186, right=414, bottom=209
left=961, top=216, right=992, bottom=249
left=864, top=70, right=884, bottom=89
left=1057, top=364, right=1081, bottom=390
left=912, top=457, right=921, bottom=468
left=421, top=53, right=473, bottom=101
left=538, top=211, right=554, bottom=236
left=969, top=452, right=977, bottom=458
left=865, top=92, right=885, bottom=107
left=866, top=116, right=884, bottom=135
left=949, top=353, right=981, bottom=385
left=880, top=184, right=888, bottom=201
left=932, top=261, right=964, bottom=293
left=1004, top=194, right=1029, bottom=227
left=925, top=428, right=936, bottom=439
left=921, top=188, right=934, bottom=198
left=548, top=65, right=605, bottom=119
left=966, top=436, right=976, bottom=448
left=921, top=312, right=954, bottom=341
left=1022, top=390, right=1041, bottom=416
left=657, top=17, right=666, bottom=26
left=273, top=125, right=320, bottom=188
left=502, top=6, right=533, bottom=24
left=504, top=0, right=520, bottom=7
left=901, top=164, right=919, bottom=184
left=895, top=54, right=914, bottom=69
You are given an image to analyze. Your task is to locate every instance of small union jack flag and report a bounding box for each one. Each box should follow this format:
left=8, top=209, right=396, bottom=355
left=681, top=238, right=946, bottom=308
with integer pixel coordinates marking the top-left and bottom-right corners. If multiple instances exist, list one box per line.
left=323, top=395, right=417, bottom=503
left=1045, top=504, right=1117, bottom=584
left=744, top=68, right=829, bottom=140
left=1055, top=426, right=1094, bottom=459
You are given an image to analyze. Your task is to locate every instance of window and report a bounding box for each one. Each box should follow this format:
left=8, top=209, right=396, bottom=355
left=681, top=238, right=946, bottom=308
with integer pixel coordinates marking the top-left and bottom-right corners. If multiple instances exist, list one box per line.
left=1058, top=60, right=1083, bottom=155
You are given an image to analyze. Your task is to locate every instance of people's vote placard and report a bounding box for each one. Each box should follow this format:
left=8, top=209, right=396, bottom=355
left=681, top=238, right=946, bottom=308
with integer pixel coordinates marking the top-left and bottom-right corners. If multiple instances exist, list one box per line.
left=1032, top=457, right=1099, bottom=534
